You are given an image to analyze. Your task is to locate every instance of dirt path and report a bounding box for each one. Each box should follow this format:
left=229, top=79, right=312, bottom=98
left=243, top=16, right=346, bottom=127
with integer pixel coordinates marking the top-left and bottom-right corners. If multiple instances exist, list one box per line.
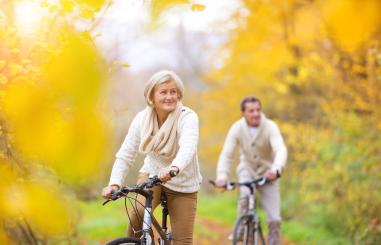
left=193, top=217, right=295, bottom=245
left=193, top=217, right=232, bottom=245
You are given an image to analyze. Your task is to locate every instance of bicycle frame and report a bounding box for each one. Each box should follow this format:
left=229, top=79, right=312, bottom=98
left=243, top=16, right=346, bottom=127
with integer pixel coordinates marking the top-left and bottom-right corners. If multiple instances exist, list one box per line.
left=245, top=183, right=261, bottom=243
left=103, top=176, right=177, bottom=245
left=225, top=177, right=266, bottom=212
left=136, top=189, right=172, bottom=245
left=210, top=177, right=267, bottom=245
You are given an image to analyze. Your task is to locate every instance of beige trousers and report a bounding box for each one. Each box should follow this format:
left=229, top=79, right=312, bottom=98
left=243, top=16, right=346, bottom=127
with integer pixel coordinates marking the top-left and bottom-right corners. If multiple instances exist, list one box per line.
left=237, top=168, right=281, bottom=222
left=127, top=174, right=198, bottom=245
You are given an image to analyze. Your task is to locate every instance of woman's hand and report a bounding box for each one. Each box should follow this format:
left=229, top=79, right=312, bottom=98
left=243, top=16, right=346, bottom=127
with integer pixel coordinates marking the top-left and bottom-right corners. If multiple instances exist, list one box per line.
left=158, top=166, right=179, bottom=182
left=102, top=185, right=120, bottom=199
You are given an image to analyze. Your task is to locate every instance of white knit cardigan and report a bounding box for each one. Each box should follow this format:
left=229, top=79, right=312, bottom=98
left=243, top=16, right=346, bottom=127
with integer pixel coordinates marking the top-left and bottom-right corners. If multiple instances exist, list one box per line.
left=217, top=114, right=287, bottom=180
left=109, top=106, right=202, bottom=193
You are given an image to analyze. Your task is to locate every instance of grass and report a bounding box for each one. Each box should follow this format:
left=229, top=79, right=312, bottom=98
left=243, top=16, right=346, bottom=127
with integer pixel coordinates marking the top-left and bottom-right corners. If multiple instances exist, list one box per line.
left=77, top=192, right=350, bottom=245
left=197, top=191, right=238, bottom=225
left=197, top=191, right=350, bottom=245
left=77, top=199, right=128, bottom=242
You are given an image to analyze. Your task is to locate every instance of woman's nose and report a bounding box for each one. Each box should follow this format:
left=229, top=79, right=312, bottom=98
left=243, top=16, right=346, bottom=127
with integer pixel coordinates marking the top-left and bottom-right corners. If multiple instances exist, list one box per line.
left=164, top=93, right=175, bottom=100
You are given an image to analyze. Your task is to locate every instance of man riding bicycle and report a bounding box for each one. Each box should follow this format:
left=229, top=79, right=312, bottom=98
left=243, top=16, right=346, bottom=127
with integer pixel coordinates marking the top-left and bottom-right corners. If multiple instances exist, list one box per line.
left=214, top=96, right=287, bottom=245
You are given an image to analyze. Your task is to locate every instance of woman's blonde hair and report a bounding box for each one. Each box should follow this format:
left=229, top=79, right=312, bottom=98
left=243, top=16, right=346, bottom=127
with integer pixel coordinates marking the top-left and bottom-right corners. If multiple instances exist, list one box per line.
left=144, top=70, right=184, bottom=106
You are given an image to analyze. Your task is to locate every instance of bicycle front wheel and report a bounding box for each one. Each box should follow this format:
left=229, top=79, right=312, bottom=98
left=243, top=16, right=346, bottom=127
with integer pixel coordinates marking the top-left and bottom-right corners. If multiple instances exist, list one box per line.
left=105, top=237, right=142, bottom=245
left=232, top=214, right=265, bottom=245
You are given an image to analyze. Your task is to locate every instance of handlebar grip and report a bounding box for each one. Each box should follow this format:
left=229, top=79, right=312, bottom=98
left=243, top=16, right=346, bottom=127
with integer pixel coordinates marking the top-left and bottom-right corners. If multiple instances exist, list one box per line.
left=102, top=189, right=123, bottom=206
left=111, top=190, right=119, bottom=200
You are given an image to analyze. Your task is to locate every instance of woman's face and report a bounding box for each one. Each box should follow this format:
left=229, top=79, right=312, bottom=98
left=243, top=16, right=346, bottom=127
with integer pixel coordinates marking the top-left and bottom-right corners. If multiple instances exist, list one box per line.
left=152, top=80, right=179, bottom=113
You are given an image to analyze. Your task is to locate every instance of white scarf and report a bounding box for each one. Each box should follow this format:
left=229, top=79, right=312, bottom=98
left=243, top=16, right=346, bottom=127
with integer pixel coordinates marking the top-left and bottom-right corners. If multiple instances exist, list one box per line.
left=139, top=102, right=183, bottom=160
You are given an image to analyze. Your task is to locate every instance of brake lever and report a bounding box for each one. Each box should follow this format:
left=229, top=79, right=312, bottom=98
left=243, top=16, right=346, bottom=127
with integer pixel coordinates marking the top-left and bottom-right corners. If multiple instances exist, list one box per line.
left=208, top=180, right=216, bottom=186
left=209, top=180, right=235, bottom=192
left=102, top=199, right=111, bottom=206
left=102, top=189, right=122, bottom=206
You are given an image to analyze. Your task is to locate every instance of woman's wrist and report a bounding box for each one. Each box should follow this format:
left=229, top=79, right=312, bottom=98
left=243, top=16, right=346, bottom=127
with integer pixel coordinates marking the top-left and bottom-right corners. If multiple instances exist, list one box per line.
left=110, top=184, right=120, bottom=190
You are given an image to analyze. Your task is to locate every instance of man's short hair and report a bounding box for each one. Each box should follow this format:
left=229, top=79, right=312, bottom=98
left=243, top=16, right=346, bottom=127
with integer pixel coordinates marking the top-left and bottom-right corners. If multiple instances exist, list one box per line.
left=240, top=96, right=262, bottom=112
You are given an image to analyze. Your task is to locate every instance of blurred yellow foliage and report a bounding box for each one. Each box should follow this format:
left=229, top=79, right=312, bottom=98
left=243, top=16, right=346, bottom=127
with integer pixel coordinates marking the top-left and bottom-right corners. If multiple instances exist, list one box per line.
left=201, top=0, right=381, bottom=243
left=150, top=0, right=188, bottom=24
left=0, top=0, right=198, bottom=242
left=321, top=0, right=381, bottom=52
left=191, top=3, right=206, bottom=12
left=8, top=182, right=75, bottom=237
left=1, top=31, right=110, bottom=183
left=0, top=0, right=111, bottom=243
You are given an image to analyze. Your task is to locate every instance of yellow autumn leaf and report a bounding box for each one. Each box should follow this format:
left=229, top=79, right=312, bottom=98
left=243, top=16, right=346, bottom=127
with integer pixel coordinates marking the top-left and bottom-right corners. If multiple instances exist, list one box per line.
left=150, top=0, right=189, bottom=25
left=191, top=3, right=206, bottom=12
left=77, top=0, right=105, bottom=10
left=61, top=0, right=74, bottom=12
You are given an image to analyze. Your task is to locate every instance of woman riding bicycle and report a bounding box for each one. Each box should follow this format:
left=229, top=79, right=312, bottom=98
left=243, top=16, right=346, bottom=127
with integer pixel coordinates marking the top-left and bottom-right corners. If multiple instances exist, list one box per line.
left=102, top=70, right=202, bottom=245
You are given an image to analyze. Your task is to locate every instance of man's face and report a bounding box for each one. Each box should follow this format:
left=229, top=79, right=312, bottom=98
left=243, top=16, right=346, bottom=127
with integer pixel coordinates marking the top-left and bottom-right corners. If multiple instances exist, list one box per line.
left=242, top=101, right=261, bottom=127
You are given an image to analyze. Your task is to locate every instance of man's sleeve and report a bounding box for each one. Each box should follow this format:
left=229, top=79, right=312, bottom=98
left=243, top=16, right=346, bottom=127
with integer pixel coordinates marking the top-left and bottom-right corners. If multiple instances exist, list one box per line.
left=269, top=122, right=287, bottom=174
left=216, top=124, right=239, bottom=180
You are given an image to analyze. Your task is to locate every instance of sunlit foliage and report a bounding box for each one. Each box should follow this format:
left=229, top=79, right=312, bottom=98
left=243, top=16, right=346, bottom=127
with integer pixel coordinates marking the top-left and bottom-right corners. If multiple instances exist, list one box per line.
left=0, top=0, right=207, bottom=243
left=201, top=0, right=381, bottom=243
left=0, top=0, right=111, bottom=243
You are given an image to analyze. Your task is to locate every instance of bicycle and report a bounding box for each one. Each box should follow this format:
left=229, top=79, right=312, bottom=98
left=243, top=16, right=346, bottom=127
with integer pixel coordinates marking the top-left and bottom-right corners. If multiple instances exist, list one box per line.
left=103, top=171, right=177, bottom=245
left=210, top=177, right=267, bottom=245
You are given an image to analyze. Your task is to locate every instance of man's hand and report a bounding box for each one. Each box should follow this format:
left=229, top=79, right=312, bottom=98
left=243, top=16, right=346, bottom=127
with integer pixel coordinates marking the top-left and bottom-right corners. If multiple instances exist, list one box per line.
left=264, top=169, right=278, bottom=181
left=158, top=166, right=179, bottom=182
left=102, top=185, right=119, bottom=199
left=215, top=179, right=227, bottom=188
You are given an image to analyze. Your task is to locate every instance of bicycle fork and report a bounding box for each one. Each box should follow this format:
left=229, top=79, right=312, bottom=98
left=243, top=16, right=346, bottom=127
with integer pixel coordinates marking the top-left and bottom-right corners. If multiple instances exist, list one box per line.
left=142, top=191, right=154, bottom=245
left=141, top=191, right=172, bottom=245
left=159, top=192, right=172, bottom=245
left=248, top=188, right=261, bottom=245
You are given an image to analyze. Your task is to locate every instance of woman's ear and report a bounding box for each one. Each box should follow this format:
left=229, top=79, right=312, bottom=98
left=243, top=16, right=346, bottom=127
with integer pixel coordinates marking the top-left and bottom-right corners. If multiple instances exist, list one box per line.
left=148, top=92, right=155, bottom=106
left=177, top=91, right=182, bottom=100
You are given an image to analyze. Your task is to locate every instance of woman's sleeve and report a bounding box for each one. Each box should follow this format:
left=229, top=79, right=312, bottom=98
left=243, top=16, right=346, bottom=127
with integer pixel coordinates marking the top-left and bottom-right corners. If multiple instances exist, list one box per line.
left=108, top=113, right=142, bottom=187
left=170, top=111, right=199, bottom=172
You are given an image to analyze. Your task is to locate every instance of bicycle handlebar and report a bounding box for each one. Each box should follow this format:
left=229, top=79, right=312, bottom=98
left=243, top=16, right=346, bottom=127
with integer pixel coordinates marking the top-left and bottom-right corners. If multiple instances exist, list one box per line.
left=102, top=170, right=178, bottom=206
left=209, top=176, right=268, bottom=191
